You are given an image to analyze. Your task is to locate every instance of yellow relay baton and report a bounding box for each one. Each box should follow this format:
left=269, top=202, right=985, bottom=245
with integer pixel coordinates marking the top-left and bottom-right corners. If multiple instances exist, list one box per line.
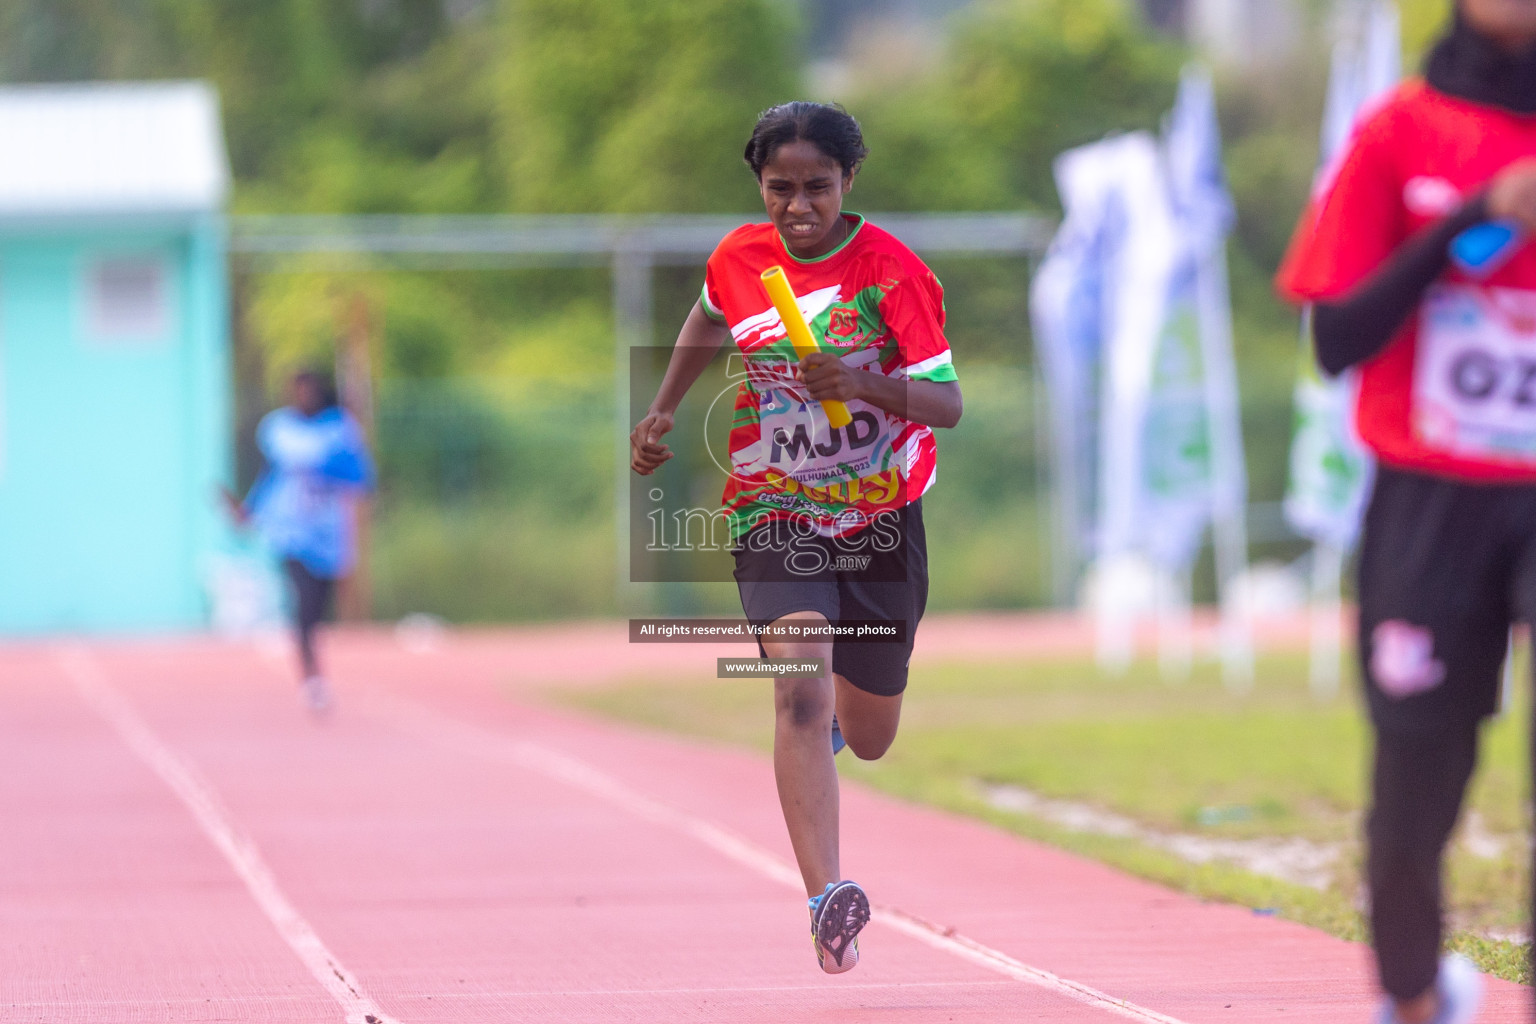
left=759, top=265, right=853, bottom=430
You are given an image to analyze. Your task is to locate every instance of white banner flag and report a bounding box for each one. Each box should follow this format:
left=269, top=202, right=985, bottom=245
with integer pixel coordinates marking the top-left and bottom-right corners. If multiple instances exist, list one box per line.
left=1032, top=133, right=1176, bottom=589
left=1162, top=66, right=1252, bottom=683
left=1030, top=155, right=1113, bottom=586
left=1150, top=67, right=1247, bottom=573
left=1091, top=133, right=1181, bottom=573
left=1034, top=71, right=1251, bottom=682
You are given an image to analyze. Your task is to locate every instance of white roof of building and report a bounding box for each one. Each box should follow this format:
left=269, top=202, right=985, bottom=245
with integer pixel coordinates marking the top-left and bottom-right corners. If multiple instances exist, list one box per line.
left=0, top=81, right=228, bottom=217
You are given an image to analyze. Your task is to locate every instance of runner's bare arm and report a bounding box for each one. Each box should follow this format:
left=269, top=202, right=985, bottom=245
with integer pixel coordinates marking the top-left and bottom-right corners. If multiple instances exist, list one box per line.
left=631, top=301, right=732, bottom=475
left=798, top=353, right=962, bottom=429
left=217, top=485, right=251, bottom=526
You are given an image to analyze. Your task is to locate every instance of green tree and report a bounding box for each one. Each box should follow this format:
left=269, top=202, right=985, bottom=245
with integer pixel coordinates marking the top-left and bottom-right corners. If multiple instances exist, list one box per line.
left=851, top=0, right=1183, bottom=211
left=495, top=0, right=801, bottom=212
left=0, top=0, right=182, bottom=81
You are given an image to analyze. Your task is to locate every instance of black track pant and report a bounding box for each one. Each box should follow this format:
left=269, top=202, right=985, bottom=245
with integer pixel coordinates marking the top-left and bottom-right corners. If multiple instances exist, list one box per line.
left=1356, top=465, right=1536, bottom=1002
left=283, top=558, right=335, bottom=679
left=1366, top=726, right=1479, bottom=1000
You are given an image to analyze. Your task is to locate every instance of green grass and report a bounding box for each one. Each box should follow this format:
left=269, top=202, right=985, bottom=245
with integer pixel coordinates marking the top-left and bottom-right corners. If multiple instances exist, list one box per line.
left=372, top=500, right=617, bottom=622
left=549, top=652, right=1532, bottom=985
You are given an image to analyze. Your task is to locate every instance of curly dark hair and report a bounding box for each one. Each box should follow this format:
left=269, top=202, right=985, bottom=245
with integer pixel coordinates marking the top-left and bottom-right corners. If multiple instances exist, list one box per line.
left=743, top=101, right=869, bottom=180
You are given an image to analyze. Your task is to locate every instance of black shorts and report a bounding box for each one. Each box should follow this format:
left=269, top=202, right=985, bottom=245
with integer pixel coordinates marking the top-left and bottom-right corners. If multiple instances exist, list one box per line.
left=732, top=500, right=928, bottom=698
left=1357, top=464, right=1536, bottom=735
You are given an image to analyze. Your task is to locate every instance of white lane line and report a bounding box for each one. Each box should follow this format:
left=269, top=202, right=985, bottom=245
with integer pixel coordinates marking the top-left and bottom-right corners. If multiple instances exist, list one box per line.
left=406, top=979, right=1017, bottom=999
left=368, top=693, right=1191, bottom=1024
left=2, top=980, right=1010, bottom=1010
left=56, top=648, right=400, bottom=1024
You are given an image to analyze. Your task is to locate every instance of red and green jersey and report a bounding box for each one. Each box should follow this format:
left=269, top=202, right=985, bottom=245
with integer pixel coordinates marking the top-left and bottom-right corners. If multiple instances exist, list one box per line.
left=701, top=213, right=958, bottom=540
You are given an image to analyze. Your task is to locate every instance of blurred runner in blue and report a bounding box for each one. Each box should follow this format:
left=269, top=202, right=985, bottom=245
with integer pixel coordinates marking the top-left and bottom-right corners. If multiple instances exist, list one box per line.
left=226, top=370, right=374, bottom=712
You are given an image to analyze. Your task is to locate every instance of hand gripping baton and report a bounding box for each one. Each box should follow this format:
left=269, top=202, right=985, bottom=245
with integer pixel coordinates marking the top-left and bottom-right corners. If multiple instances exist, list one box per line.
left=760, top=265, right=853, bottom=429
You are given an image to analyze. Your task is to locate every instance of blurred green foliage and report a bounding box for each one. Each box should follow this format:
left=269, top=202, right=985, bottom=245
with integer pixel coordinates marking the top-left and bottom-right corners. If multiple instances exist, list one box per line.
left=0, top=0, right=1443, bottom=619
left=851, top=0, right=1185, bottom=211
left=496, top=0, right=798, bottom=213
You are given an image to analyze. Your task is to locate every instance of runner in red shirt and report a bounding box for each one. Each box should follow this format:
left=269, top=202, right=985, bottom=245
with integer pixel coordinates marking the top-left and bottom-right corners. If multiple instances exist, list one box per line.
left=630, top=102, right=962, bottom=975
left=1277, top=2, right=1536, bottom=1020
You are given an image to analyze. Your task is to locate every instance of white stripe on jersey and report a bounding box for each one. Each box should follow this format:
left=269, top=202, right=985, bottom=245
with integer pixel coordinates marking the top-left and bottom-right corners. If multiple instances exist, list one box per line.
left=905, top=350, right=953, bottom=378
left=729, top=285, right=843, bottom=346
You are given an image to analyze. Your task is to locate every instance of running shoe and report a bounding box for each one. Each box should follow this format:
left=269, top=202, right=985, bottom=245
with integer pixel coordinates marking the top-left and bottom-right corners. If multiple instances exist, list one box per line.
left=808, top=879, right=869, bottom=974
left=300, top=676, right=333, bottom=714
left=830, top=714, right=846, bottom=755
left=1373, top=953, right=1483, bottom=1024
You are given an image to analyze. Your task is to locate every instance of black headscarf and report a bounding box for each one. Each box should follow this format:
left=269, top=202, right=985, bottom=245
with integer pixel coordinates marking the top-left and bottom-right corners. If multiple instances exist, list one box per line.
left=1425, top=7, right=1536, bottom=114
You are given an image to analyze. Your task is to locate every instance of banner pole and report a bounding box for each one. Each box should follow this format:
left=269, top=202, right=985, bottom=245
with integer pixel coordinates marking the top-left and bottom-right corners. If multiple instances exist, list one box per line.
left=1196, top=238, right=1254, bottom=690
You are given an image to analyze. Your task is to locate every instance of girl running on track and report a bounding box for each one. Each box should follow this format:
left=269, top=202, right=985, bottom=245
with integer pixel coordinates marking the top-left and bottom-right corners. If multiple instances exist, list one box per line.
left=225, top=370, right=374, bottom=714
left=1278, top=1, right=1536, bottom=1020
left=630, top=102, right=962, bottom=975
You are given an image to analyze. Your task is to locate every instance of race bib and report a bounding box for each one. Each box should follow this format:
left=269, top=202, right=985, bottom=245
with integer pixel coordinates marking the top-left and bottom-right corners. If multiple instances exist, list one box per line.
left=758, top=387, right=893, bottom=486
left=1413, top=284, right=1536, bottom=464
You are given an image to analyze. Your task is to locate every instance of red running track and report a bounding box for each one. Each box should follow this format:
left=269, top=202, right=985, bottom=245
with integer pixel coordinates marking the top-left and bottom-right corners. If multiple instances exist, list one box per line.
left=0, top=619, right=1526, bottom=1023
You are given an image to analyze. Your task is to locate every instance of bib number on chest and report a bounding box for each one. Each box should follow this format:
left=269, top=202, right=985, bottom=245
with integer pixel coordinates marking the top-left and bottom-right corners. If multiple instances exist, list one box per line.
left=759, top=391, right=889, bottom=485
left=1412, top=284, right=1536, bottom=464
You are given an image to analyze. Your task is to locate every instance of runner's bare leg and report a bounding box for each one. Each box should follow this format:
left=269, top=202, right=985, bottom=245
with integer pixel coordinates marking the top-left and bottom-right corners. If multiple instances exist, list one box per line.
left=765, top=611, right=840, bottom=896
left=835, top=678, right=903, bottom=760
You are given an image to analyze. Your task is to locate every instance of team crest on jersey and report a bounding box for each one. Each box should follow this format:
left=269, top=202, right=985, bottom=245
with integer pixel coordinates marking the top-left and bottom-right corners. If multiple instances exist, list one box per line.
left=1370, top=620, right=1446, bottom=698
left=826, top=306, right=861, bottom=343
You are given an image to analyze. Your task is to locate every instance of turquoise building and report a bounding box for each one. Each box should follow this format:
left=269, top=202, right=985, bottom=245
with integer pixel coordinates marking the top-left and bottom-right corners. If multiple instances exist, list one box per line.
left=0, top=82, right=231, bottom=634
